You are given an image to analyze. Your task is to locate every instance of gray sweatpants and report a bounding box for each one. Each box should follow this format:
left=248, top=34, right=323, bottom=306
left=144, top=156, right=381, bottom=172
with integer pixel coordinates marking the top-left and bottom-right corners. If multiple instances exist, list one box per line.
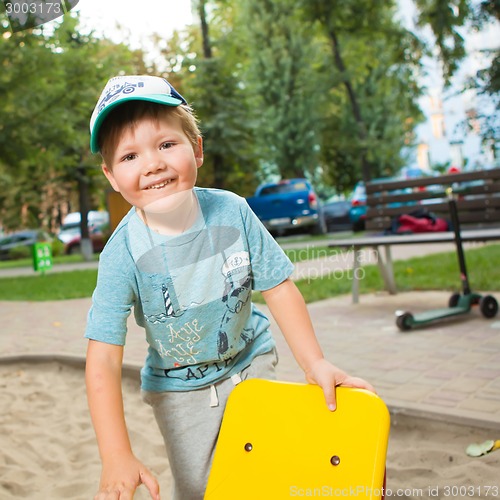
left=141, top=349, right=278, bottom=500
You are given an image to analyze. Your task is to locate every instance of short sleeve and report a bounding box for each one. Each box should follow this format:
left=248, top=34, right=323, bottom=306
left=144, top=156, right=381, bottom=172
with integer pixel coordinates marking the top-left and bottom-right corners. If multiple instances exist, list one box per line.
left=241, top=199, right=295, bottom=291
left=84, top=243, right=136, bottom=346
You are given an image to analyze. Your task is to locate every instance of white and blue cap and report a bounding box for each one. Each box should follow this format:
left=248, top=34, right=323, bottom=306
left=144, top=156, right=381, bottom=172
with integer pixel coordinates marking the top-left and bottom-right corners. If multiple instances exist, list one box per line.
left=89, top=75, right=187, bottom=154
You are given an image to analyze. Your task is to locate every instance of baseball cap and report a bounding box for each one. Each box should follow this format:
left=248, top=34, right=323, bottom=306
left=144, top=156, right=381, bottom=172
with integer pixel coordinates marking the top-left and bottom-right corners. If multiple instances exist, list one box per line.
left=89, top=75, right=187, bottom=154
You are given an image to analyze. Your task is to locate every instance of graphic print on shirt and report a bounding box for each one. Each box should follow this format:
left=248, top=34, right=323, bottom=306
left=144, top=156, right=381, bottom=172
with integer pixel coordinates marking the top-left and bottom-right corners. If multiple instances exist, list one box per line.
left=134, top=221, right=256, bottom=376
left=151, top=249, right=254, bottom=371
left=154, top=319, right=203, bottom=366
left=217, top=251, right=254, bottom=359
left=143, top=280, right=186, bottom=323
left=163, top=284, right=174, bottom=317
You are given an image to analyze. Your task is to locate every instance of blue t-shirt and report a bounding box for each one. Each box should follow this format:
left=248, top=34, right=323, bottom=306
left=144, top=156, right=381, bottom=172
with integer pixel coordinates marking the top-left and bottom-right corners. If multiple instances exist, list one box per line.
left=85, top=188, right=294, bottom=392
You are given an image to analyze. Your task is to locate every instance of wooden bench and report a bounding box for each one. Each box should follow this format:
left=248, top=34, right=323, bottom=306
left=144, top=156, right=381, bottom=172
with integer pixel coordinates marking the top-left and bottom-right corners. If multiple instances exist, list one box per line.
left=328, top=168, right=500, bottom=303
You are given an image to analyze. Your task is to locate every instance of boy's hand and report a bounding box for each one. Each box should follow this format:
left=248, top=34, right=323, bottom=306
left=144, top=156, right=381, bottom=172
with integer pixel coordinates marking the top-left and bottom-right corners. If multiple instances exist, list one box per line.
left=94, top=453, right=160, bottom=500
left=305, top=358, right=375, bottom=411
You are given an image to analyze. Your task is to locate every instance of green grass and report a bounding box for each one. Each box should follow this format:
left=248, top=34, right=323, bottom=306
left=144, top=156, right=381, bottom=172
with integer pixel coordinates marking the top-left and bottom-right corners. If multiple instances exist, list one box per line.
left=0, top=244, right=498, bottom=302
left=0, top=270, right=98, bottom=301
left=259, top=243, right=500, bottom=303
left=0, top=253, right=98, bottom=270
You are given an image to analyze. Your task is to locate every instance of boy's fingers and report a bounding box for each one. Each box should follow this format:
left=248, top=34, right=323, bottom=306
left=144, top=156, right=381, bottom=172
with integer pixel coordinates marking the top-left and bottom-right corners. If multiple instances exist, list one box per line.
left=320, top=381, right=337, bottom=412
left=140, top=470, right=160, bottom=500
left=323, top=376, right=377, bottom=412
left=339, top=376, right=376, bottom=394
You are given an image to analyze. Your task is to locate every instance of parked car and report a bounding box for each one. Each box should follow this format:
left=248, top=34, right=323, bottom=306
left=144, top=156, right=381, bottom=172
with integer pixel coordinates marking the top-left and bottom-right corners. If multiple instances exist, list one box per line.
left=246, top=179, right=326, bottom=236
left=58, top=211, right=109, bottom=255
left=348, top=182, right=368, bottom=232
left=322, top=200, right=352, bottom=232
left=0, top=230, right=50, bottom=260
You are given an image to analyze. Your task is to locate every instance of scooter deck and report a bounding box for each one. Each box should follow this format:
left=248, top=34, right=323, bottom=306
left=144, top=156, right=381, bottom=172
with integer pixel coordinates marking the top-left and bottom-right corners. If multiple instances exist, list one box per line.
left=205, top=379, right=390, bottom=499
left=411, top=306, right=469, bottom=323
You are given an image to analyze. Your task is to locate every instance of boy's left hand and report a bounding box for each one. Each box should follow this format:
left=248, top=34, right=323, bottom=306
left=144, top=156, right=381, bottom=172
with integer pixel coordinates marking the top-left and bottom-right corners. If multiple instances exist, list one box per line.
left=305, top=358, right=375, bottom=411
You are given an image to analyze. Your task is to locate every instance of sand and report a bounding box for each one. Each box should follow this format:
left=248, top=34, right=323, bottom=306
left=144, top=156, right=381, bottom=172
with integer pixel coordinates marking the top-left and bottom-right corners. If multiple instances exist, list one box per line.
left=0, top=361, right=498, bottom=500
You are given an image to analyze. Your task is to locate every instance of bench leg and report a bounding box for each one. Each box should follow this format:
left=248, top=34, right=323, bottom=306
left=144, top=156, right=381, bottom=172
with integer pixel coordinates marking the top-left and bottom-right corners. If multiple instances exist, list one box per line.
left=376, top=246, right=397, bottom=294
left=351, top=247, right=362, bottom=304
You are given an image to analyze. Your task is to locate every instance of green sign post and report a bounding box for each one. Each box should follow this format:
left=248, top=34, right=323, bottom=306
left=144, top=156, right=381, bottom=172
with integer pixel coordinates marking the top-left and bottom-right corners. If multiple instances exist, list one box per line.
left=33, top=242, right=53, bottom=273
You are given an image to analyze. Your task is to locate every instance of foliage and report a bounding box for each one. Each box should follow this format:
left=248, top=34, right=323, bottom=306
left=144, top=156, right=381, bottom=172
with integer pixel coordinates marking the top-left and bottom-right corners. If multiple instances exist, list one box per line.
left=466, top=0, right=500, bottom=156
left=299, top=0, right=424, bottom=185
left=7, top=245, right=32, bottom=260
left=0, top=13, right=144, bottom=232
left=156, top=1, right=261, bottom=195
left=240, top=0, right=322, bottom=181
left=414, top=0, right=471, bottom=85
left=412, top=1, right=499, bottom=160
left=51, top=237, right=66, bottom=257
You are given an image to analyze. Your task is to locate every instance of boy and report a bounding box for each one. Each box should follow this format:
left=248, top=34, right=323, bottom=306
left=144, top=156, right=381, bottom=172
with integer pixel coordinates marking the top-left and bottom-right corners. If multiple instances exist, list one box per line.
left=85, top=75, right=374, bottom=500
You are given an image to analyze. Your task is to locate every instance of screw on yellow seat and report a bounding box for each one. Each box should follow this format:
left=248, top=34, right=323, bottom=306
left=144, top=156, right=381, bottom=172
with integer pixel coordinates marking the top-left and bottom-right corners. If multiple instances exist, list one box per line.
left=205, top=379, right=390, bottom=500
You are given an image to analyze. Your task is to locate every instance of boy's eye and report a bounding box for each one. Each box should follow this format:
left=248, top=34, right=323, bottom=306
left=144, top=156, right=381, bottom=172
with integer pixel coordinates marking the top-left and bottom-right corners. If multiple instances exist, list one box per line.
left=122, top=153, right=137, bottom=162
left=160, top=142, right=174, bottom=150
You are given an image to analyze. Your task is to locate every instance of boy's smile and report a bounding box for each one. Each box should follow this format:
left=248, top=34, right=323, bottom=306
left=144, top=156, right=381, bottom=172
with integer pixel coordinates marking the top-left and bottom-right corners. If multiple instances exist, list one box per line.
left=145, top=179, right=175, bottom=190
left=102, top=113, right=203, bottom=214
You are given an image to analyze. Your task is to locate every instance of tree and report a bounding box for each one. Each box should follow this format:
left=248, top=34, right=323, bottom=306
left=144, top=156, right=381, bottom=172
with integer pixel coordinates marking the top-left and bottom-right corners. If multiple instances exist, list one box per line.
left=0, top=23, right=68, bottom=230
left=413, top=0, right=499, bottom=163
left=153, top=0, right=425, bottom=193
left=0, top=13, right=143, bottom=246
left=240, top=0, right=322, bottom=181
left=301, top=0, right=424, bottom=185
left=414, top=0, right=471, bottom=85
left=158, top=0, right=260, bottom=194
left=47, top=16, right=144, bottom=257
left=468, top=0, right=500, bottom=160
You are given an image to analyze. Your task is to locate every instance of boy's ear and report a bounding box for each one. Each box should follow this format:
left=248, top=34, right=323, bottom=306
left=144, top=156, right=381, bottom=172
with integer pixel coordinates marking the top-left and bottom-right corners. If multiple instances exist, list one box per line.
left=102, top=163, right=120, bottom=192
left=195, top=136, right=204, bottom=168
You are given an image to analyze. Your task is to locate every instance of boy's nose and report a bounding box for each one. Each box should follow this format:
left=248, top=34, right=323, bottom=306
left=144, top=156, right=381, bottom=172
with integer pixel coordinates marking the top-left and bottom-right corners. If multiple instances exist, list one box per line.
left=144, top=151, right=167, bottom=175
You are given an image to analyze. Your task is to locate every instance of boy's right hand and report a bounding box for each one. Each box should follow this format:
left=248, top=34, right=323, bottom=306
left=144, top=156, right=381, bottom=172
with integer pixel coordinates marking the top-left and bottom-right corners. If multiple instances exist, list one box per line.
left=94, top=453, right=160, bottom=500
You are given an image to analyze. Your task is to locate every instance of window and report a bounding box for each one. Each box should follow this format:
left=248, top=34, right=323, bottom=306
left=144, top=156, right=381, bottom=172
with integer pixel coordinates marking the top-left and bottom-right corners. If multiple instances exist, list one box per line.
left=431, top=113, right=446, bottom=139
left=417, top=143, right=430, bottom=171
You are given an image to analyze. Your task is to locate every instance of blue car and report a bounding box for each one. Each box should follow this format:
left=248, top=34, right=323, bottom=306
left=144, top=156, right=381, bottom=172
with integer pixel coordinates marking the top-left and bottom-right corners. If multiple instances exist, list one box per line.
left=246, top=178, right=326, bottom=236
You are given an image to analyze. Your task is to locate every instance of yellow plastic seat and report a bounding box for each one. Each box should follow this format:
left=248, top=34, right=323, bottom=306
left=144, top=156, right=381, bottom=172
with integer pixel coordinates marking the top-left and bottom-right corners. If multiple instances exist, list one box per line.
left=205, top=379, right=390, bottom=500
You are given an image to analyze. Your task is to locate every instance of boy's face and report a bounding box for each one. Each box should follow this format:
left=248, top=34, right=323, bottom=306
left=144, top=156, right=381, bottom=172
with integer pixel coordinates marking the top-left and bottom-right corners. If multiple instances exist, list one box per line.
left=102, top=112, right=203, bottom=212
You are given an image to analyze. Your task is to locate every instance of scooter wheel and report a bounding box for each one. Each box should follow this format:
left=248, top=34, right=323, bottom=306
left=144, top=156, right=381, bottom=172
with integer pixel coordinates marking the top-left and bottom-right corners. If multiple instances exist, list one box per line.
left=479, top=295, right=498, bottom=319
left=448, top=293, right=461, bottom=307
left=396, top=312, right=413, bottom=332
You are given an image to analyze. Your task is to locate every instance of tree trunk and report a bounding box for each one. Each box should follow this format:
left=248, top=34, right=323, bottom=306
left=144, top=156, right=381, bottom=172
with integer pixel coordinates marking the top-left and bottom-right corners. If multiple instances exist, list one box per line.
left=198, top=0, right=212, bottom=59
left=212, top=153, right=225, bottom=189
left=328, top=26, right=371, bottom=183
left=77, top=165, right=93, bottom=261
left=198, top=0, right=228, bottom=188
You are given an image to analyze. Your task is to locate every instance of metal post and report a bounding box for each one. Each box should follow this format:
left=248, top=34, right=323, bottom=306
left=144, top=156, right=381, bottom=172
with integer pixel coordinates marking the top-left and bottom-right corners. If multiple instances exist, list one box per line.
left=446, top=187, right=471, bottom=296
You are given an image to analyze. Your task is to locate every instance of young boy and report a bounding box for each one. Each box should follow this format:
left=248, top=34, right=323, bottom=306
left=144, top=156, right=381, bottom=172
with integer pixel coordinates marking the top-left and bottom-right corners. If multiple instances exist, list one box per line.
left=85, top=75, right=374, bottom=500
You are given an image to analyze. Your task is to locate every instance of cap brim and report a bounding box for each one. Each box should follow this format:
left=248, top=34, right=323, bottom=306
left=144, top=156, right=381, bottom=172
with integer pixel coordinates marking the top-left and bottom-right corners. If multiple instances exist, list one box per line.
left=90, top=94, right=184, bottom=154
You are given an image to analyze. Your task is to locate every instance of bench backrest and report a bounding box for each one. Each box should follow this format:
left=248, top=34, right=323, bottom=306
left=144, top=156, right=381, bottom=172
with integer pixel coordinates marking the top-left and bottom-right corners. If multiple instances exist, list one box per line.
left=365, top=168, right=500, bottom=231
